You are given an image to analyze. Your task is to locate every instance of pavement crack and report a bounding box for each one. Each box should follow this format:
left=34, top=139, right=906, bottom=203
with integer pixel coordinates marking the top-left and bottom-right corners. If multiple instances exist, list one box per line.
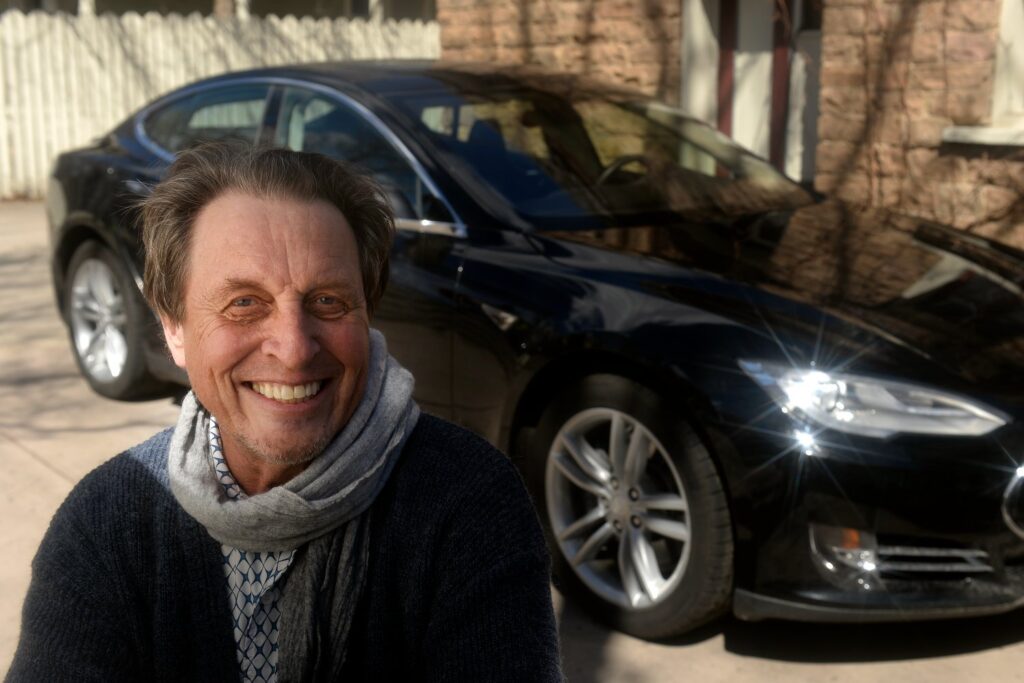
left=0, top=431, right=75, bottom=485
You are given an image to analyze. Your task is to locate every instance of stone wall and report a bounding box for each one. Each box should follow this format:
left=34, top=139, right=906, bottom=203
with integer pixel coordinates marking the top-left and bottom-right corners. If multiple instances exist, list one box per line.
left=816, top=0, right=1024, bottom=245
left=437, top=0, right=681, bottom=104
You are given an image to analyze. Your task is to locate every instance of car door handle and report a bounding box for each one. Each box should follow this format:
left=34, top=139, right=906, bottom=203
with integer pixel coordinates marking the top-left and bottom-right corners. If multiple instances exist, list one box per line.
left=394, top=217, right=462, bottom=237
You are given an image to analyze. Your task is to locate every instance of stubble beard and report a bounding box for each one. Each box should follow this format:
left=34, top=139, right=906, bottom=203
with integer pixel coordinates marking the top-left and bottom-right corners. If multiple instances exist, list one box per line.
left=233, top=428, right=334, bottom=467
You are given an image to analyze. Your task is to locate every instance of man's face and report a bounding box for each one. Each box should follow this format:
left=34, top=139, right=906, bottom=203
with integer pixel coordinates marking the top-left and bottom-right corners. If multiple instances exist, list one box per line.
left=161, top=191, right=370, bottom=467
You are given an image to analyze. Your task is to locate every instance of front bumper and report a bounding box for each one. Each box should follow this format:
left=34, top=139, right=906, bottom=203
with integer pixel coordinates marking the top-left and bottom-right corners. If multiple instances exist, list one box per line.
left=724, top=411, right=1024, bottom=622
left=733, top=585, right=1024, bottom=622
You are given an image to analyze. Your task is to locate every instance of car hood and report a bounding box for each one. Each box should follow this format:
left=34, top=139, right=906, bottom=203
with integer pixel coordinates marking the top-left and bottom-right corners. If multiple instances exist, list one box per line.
left=535, top=200, right=1024, bottom=394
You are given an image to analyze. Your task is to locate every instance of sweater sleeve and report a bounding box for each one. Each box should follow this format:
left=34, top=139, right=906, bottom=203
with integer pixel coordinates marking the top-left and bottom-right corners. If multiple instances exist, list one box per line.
left=418, top=444, right=564, bottom=682
left=6, top=475, right=141, bottom=682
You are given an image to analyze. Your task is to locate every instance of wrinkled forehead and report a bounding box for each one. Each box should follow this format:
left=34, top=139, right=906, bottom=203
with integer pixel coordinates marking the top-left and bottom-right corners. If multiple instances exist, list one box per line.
left=186, top=191, right=362, bottom=294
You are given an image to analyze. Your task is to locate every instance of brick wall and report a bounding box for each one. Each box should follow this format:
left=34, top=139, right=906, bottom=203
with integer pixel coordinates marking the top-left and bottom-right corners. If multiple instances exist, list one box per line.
left=437, top=0, right=681, bottom=104
left=816, top=0, right=1024, bottom=245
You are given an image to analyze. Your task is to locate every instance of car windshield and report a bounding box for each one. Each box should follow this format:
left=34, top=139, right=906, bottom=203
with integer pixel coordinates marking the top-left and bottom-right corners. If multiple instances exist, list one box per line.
left=387, top=79, right=813, bottom=227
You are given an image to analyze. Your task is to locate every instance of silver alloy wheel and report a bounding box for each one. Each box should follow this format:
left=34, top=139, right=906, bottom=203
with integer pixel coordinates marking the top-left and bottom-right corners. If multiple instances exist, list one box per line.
left=545, top=407, right=691, bottom=610
left=69, top=257, right=129, bottom=383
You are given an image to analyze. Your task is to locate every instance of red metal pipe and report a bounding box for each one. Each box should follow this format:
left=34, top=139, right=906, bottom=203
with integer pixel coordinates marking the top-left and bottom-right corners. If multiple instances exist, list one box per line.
left=716, top=0, right=737, bottom=137
left=769, top=1, right=793, bottom=170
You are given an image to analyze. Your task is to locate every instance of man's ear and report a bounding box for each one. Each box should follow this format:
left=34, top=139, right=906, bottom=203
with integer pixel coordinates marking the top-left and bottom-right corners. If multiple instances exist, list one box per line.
left=160, top=315, right=187, bottom=369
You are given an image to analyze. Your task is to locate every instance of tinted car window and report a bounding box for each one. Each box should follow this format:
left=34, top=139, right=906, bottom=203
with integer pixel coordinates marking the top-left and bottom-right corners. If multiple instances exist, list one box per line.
left=391, top=87, right=813, bottom=225
left=274, top=87, right=425, bottom=219
left=143, top=84, right=270, bottom=153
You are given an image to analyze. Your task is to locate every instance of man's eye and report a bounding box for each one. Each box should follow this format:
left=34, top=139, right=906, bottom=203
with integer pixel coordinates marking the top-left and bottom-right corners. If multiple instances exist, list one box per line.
left=232, top=297, right=255, bottom=308
left=310, top=295, right=351, bottom=316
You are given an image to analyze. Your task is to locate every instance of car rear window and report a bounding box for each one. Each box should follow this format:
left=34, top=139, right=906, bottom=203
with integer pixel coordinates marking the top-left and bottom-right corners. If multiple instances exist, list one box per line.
left=143, top=84, right=271, bottom=154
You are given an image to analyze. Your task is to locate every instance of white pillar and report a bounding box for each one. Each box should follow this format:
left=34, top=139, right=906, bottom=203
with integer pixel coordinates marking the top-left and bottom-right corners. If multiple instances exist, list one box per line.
left=786, top=29, right=821, bottom=182
left=680, top=0, right=721, bottom=126
left=368, top=0, right=384, bottom=22
left=732, top=0, right=774, bottom=157
left=77, top=0, right=95, bottom=16
left=993, top=0, right=1024, bottom=126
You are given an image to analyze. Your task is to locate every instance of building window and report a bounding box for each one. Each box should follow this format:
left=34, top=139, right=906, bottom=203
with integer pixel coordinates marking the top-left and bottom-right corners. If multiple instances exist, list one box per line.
left=249, top=0, right=369, bottom=18
left=380, top=0, right=433, bottom=21
left=253, top=0, right=436, bottom=20
left=943, top=0, right=1024, bottom=146
left=800, top=0, right=821, bottom=31
left=0, top=0, right=77, bottom=11
left=94, top=0, right=209, bottom=12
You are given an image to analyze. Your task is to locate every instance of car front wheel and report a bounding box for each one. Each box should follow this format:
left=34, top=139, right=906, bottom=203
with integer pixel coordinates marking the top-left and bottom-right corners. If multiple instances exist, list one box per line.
left=526, top=374, right=734, bottom=639
left=64, top=240, right=167, bottom=400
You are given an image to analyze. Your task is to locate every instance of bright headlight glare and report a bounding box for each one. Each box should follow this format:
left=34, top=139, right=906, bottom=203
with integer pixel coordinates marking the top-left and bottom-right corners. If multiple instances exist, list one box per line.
left=739, top=360, right=1008, bottom=437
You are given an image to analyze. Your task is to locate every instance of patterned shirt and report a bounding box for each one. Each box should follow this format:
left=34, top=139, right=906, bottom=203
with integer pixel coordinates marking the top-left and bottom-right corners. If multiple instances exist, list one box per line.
left=209, top=419, right=296, bottom=683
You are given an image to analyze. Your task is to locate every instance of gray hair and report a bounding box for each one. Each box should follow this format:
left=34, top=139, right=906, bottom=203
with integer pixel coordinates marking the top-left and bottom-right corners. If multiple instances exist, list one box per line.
left=141, top=142, right=394, bottom=323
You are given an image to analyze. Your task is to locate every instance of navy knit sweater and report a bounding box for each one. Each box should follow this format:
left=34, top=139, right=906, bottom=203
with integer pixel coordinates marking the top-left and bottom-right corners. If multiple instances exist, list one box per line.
left=7, top=414, right=562, bottom=682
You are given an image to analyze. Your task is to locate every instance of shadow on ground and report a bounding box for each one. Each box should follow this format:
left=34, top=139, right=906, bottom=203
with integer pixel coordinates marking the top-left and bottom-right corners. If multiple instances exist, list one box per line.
left=559, top=595, right=1024, bottom=681
left=719, top=610, right=1024, bottom=663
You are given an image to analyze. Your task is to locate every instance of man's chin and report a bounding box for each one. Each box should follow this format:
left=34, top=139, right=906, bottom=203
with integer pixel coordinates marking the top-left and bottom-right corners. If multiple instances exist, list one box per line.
left=236, top=433, right=332, bottom=467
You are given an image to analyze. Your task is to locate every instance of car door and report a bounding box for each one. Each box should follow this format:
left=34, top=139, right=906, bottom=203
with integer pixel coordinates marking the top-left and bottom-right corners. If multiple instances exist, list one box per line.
left=270, top=83, right=462, bottom=419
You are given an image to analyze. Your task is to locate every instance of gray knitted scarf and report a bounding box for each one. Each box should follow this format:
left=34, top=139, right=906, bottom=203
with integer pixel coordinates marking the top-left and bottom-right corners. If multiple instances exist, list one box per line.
left=167, top=329, right=420, bottom=679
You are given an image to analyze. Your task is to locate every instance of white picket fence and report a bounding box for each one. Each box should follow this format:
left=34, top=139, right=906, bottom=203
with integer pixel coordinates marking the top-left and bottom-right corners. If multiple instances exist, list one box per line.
left=0, top=10, right=440, bottom=199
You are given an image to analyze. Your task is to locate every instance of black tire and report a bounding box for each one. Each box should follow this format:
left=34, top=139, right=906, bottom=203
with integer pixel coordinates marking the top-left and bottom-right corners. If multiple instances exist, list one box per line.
left=63, top=240, right=171, bottom=400
left=524, top=374, right=733, bottom=639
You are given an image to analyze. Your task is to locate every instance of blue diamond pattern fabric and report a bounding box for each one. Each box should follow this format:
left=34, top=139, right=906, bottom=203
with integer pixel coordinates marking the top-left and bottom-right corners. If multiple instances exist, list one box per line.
left=209, top=419, right=296, bottom=683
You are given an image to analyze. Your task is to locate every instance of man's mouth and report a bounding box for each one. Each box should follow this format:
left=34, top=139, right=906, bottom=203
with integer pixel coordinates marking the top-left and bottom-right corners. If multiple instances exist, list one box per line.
left=247, top=380, right=324, bottom=404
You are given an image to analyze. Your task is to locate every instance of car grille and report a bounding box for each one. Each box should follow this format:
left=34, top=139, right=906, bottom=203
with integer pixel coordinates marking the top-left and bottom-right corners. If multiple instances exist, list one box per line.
left=875, top=545, right=993, bottom=576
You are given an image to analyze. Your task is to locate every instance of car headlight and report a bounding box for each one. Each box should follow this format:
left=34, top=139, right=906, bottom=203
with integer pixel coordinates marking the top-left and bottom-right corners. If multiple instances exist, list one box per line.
left=739, top=360, right=1008, bottom=437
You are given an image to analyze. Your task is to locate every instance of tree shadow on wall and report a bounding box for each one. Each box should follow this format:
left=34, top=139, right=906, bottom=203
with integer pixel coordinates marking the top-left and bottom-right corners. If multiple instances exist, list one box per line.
left=500, top=0, right=676, bottom=102
left=821, top=0, right=1024, bottom=239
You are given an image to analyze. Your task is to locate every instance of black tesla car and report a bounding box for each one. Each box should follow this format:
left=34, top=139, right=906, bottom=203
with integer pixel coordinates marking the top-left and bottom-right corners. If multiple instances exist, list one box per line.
left=47, top=61, right=1024, bottom=639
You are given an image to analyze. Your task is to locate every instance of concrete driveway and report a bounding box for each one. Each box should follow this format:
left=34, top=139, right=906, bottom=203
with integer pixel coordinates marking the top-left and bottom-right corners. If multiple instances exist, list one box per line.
left=2, top=200, right=1023, bottom=680
left=0, top=201, right=181, bottom=672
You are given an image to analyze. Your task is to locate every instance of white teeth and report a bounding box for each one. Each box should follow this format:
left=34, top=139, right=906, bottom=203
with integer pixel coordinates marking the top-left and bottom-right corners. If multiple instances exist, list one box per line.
left=251, top=381, right=322, bottom=404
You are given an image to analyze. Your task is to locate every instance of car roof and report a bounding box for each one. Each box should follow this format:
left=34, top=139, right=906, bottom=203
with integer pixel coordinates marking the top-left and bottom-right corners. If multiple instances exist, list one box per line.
left=176, top=60, right=646, bottom=101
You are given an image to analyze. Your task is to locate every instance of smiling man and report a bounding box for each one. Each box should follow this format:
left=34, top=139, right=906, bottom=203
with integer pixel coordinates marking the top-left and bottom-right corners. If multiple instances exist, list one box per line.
left=8, top=144, right=562, bottom=682
left=163, top=189, right=373, bottom=494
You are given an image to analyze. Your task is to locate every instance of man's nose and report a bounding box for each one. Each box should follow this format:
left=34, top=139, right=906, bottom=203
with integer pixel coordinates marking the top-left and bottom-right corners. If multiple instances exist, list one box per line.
left=262, top=305, right=320, bottom=368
